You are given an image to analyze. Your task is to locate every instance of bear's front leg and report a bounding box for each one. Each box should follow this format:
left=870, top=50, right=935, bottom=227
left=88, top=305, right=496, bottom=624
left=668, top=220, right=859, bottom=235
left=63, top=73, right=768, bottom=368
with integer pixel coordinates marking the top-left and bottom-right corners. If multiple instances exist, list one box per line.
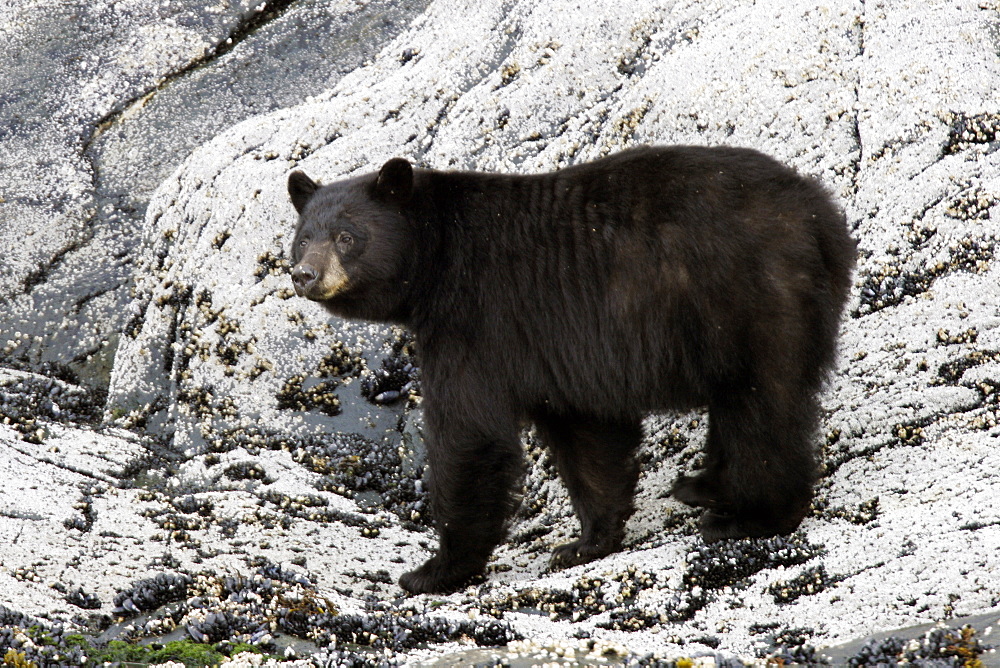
left=399, top=406, right=524, bottom=594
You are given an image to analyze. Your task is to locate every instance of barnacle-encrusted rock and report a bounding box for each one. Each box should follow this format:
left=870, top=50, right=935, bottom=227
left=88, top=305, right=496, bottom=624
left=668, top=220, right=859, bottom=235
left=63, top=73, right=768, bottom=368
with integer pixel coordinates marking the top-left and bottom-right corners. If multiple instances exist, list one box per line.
left=3, top=0, right=1000, bottom=665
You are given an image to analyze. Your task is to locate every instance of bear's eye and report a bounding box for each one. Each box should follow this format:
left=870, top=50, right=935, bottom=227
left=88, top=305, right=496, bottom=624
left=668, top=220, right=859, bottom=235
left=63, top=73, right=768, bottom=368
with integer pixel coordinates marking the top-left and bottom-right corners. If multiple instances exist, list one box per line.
left=299, top=239, right=308, bottom=247
left=337, top=232, right=354, bottom=247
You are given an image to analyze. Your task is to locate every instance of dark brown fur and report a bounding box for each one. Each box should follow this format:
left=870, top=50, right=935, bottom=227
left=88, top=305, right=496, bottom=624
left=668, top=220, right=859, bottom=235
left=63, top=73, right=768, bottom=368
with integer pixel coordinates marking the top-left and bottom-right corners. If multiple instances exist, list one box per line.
left=287, top=145, right=856, bottom=594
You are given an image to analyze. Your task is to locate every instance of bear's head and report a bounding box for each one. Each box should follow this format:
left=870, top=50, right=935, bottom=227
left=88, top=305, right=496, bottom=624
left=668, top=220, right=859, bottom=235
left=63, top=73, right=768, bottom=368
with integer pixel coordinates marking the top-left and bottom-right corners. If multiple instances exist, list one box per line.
left=288, top=158, right=416, bottom=323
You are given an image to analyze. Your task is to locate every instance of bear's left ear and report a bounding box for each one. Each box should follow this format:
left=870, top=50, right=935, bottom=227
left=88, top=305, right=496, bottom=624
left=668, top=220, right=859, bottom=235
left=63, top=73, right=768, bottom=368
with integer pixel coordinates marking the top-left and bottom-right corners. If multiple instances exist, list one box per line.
left=374, top=157, right=413, bottom=203
left=288, top=171, right=319, bottom=214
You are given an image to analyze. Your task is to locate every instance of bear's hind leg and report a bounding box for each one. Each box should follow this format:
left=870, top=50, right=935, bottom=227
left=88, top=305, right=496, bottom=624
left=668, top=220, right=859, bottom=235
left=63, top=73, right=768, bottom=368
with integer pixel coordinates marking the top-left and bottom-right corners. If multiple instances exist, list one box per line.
left=688, top=388, right=818, bottom=542
left=535, top=413, right=642, bottom=570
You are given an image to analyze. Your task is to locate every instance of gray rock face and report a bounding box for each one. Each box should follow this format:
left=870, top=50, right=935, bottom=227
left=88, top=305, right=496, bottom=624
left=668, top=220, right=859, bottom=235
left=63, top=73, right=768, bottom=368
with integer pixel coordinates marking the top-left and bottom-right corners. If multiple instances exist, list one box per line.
left=1, top=0, right=263, bottom=381
left=3, top=0, right=1000, bottom=665
left=0, top=0, right=428, bottom=389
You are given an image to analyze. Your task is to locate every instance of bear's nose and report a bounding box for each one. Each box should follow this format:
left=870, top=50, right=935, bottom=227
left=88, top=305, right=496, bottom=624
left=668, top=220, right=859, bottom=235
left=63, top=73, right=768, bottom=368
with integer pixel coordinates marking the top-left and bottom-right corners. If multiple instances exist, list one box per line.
left=291, top=264, right=318, bottom=292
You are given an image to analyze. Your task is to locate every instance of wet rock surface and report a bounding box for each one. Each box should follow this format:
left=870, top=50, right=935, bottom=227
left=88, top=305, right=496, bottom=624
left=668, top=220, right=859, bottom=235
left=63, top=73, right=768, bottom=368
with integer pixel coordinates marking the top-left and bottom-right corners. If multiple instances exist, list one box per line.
left=3, top=0, right=1000, bottom=665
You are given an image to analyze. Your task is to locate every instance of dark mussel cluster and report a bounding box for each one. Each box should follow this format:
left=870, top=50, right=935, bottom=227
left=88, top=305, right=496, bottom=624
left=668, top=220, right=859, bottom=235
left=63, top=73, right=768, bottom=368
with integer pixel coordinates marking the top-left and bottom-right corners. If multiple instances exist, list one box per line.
left=205, top=425, right=428, bottom=525
left=74, top=561, right=519, bottom=664
left=0, top=368, right=103, bottom=443
left=112, top=572, right=194, bottom=615
left=846, top=625, right=992, bottom=667
left=359, top=334, right=420, bottom=405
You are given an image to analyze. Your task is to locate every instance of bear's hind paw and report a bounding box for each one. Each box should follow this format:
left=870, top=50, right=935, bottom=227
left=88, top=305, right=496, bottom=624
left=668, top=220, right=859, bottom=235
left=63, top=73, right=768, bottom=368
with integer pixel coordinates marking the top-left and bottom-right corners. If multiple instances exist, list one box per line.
left=549, top=539, right=619, bottom=571
left=698, top=509, right=806, bottom=543
left=671, top=473, right=727, bottom=510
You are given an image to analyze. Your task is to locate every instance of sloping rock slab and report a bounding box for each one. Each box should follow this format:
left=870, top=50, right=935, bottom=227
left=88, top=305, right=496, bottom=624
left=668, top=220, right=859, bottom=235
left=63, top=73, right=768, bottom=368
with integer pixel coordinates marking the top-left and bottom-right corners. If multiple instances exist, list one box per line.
left=2, top=0, right=999, bottom=664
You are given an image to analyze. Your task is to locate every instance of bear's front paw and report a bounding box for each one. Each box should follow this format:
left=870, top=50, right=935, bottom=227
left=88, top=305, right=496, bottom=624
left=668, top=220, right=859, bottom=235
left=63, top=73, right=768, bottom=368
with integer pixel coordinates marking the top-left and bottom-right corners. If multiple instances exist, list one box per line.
left=399, top=556, right=484, bottom=594
left=549, top=538, right=619, bottom=571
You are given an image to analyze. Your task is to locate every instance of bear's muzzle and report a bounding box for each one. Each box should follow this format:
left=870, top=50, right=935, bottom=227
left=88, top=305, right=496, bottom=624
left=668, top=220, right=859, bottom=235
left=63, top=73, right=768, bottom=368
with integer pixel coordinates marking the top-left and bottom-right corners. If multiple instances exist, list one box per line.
left=291, top=249, right=349, bottom=301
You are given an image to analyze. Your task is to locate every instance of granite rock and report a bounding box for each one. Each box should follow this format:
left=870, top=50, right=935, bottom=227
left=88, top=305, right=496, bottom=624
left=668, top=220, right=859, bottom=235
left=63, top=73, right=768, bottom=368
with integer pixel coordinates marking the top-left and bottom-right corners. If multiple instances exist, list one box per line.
left=2, top=0, right=1000, bottom=664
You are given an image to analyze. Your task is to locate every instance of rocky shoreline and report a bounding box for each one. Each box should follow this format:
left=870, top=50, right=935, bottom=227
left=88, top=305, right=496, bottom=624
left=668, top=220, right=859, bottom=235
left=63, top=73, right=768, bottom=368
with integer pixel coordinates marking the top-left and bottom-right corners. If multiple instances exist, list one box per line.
left=3, top=0, right=1000, bottom=665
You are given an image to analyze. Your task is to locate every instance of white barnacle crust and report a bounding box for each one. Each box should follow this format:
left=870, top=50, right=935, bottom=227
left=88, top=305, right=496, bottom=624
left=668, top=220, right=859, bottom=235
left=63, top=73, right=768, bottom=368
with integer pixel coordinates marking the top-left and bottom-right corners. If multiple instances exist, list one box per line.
left=1, top=0, right=1000, bottom=666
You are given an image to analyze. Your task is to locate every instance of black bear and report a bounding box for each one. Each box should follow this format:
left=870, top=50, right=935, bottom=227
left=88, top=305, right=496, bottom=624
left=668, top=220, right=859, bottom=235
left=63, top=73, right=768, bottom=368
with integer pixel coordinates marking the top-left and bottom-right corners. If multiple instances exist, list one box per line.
left=287, top=145, right=855, bottom=595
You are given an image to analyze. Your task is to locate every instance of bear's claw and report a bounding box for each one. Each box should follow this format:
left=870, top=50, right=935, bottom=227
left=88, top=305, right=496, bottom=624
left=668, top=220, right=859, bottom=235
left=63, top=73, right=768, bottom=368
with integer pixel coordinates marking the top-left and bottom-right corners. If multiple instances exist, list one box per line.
left=698, top=507, right=809, bottom=543
left=549, top=539, right=619, bottom=571
left=671, top=473, right=727, bottom=510
left=399, top=556, right=484, bottom=594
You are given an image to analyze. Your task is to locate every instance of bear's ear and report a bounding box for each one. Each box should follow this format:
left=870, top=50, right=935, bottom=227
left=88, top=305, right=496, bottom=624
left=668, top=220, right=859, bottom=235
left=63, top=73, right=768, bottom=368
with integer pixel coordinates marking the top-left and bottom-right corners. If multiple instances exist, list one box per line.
left=288, top=171, right=319, bottom=214
left=374, top=157, right=413, bottom=203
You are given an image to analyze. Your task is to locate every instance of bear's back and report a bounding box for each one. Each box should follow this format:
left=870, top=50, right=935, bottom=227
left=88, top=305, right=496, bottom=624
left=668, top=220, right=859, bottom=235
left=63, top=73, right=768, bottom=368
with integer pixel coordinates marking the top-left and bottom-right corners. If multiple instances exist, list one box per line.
left=408, top=146, right=853, bottom=416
